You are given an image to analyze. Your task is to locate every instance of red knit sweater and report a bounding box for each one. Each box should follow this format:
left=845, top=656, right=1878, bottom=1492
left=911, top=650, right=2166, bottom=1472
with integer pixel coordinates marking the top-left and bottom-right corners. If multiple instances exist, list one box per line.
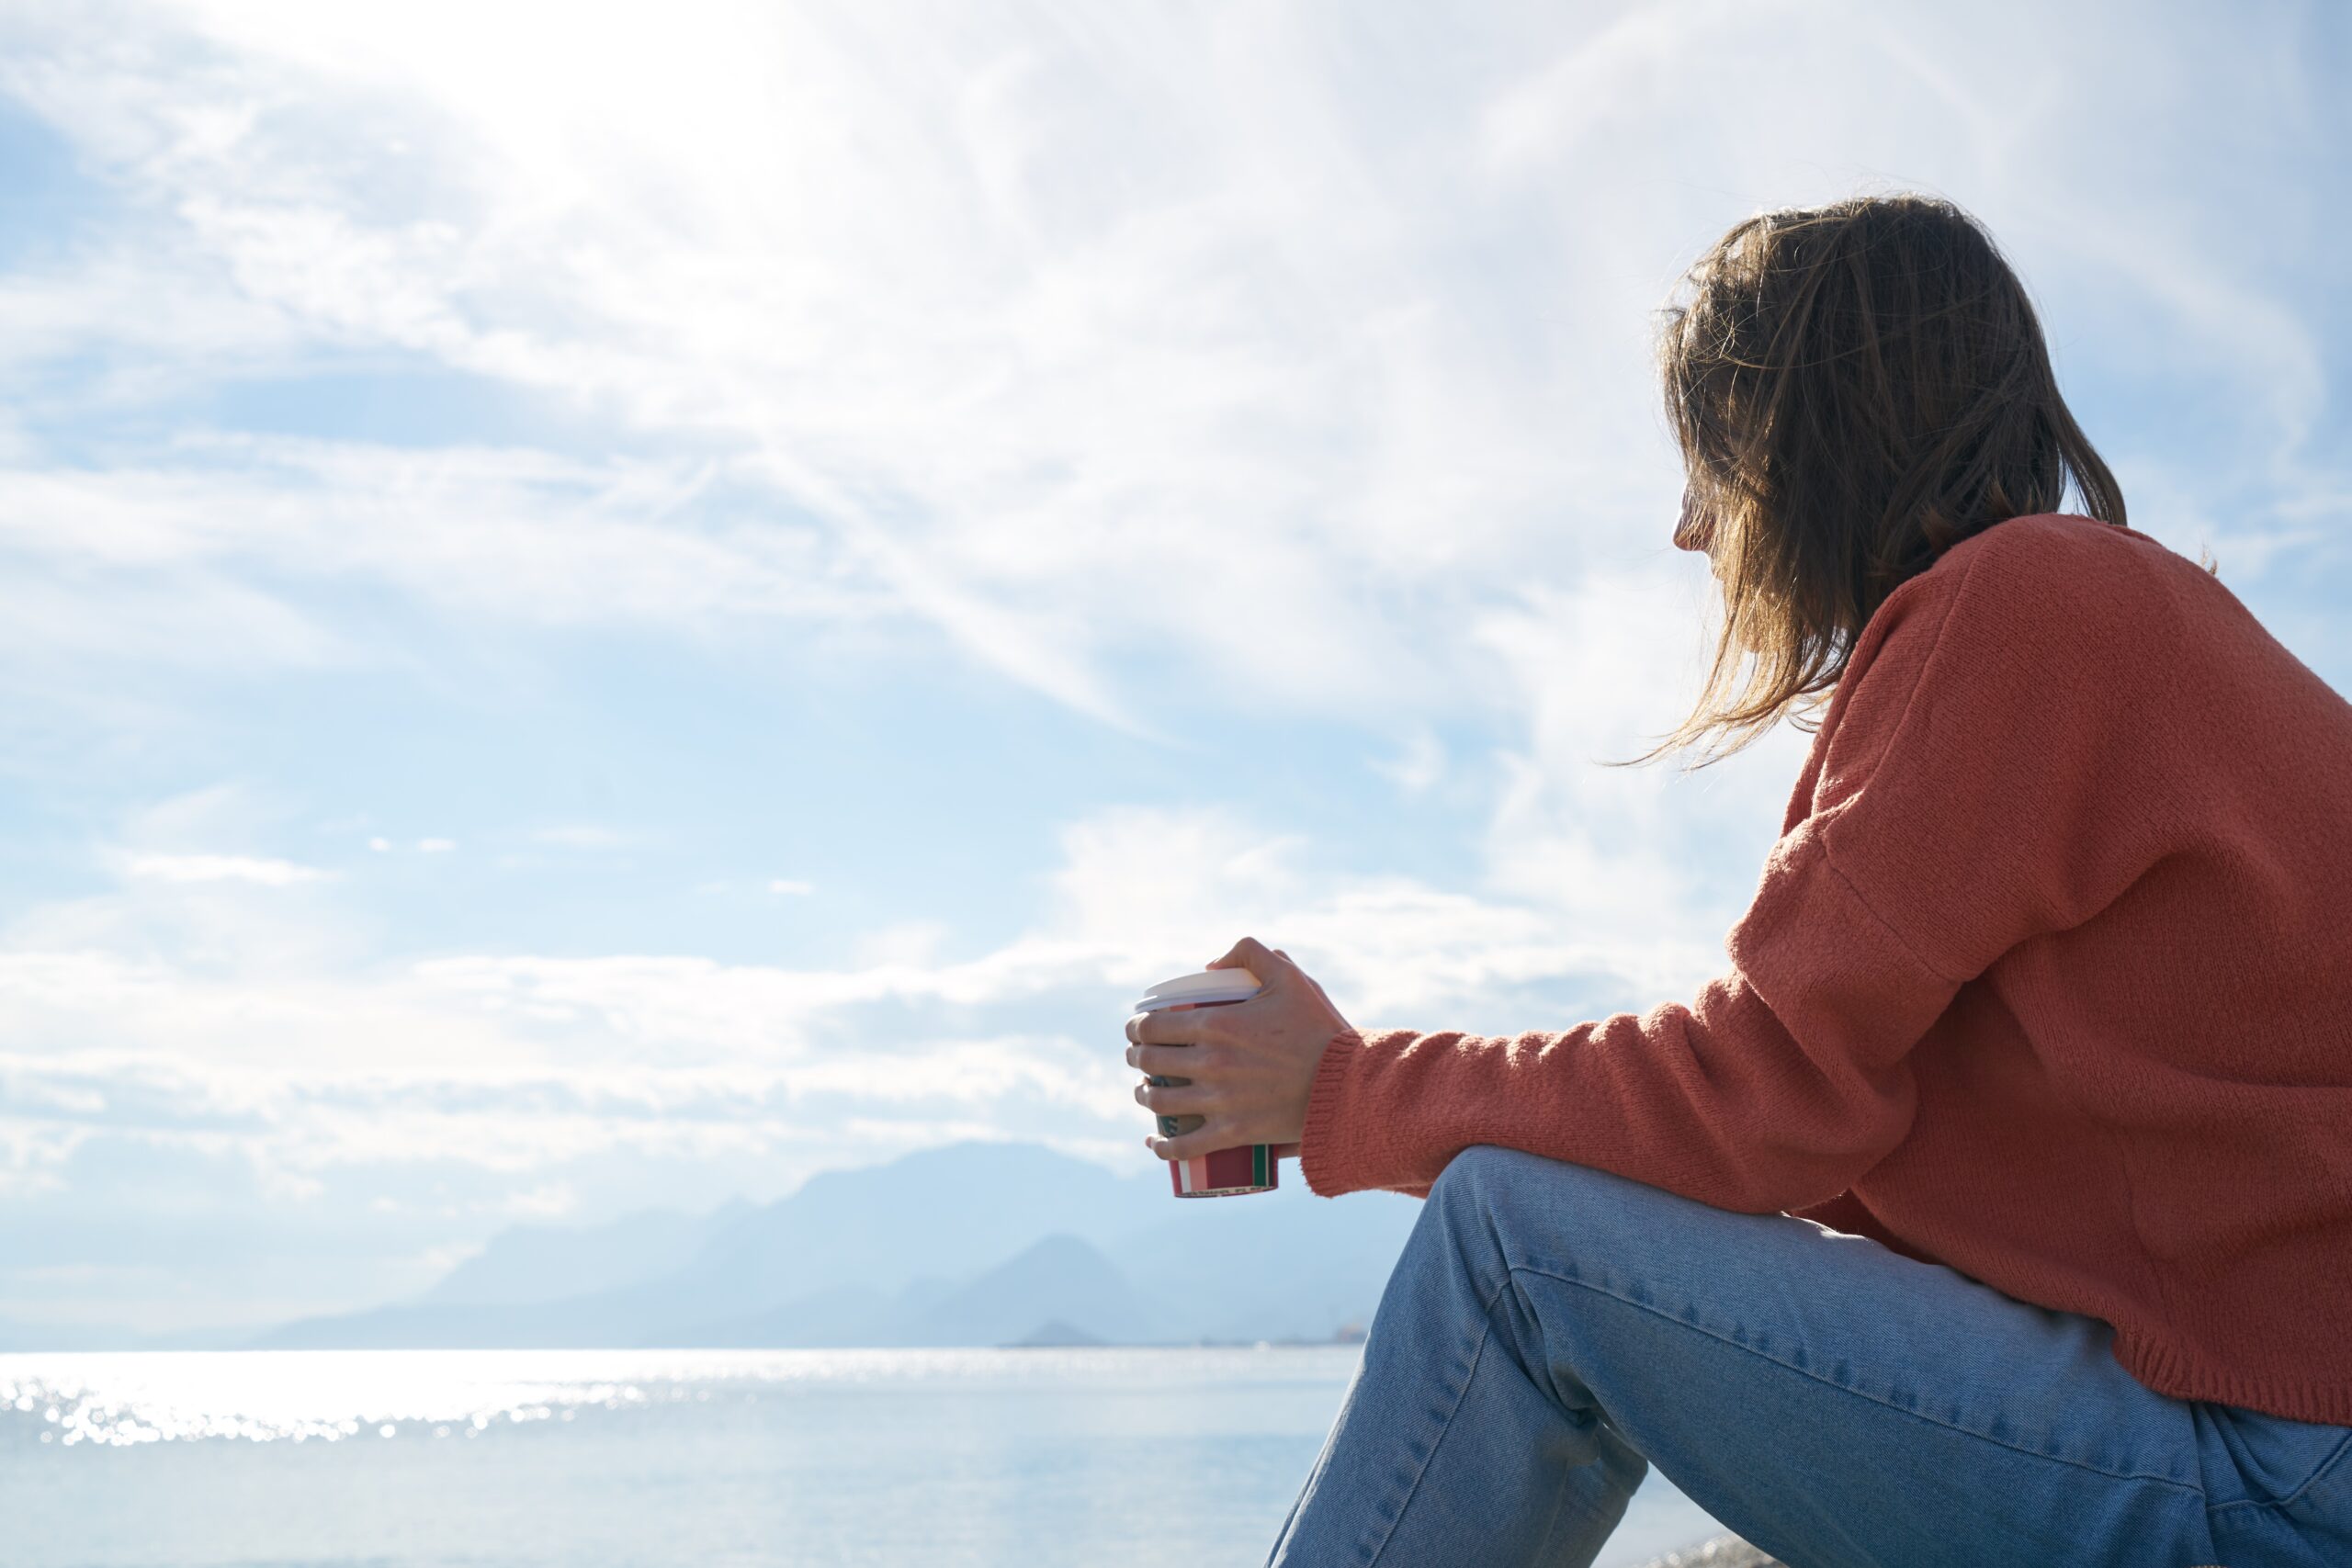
left=1298, top=513, right=2352, bottom=1426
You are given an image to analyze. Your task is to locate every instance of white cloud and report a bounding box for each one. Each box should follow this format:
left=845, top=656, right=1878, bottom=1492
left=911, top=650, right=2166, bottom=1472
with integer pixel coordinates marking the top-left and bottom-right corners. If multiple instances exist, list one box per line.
left=0, top=441, right=897, bottom=638
left=0, top=0, right=2338, bottom=729
left=499, top=1183, right=576, bottom=1220
left=0, top=0, right=2345, bottom=1332
left=0, top=1, right=1671, bottom=732
left=119, top=852, right=324, bottom=886
left=0, top=798, right=1757, bottom=1201
left=1368, top=728, right=1448, bottom=796
left=849, top=920, right=947, bottom=968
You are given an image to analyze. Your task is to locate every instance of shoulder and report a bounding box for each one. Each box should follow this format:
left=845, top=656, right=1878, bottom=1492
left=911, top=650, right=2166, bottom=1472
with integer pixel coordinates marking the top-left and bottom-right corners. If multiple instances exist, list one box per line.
left=1804, top=514, right=2177, bottom=814
left=1938, top=512, right=2173, bottom=586
left=1858, top=513, right=2178, bottom=665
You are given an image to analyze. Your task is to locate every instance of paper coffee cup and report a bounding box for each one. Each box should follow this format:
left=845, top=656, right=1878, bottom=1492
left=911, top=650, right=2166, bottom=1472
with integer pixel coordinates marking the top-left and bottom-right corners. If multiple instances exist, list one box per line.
left=1132, top=969, right=1278, bottom=1198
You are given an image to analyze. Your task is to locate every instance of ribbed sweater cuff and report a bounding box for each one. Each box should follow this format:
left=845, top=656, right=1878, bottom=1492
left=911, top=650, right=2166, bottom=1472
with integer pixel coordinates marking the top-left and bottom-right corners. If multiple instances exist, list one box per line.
left=1298, top=1029, right=1359, bottom=1197
left=1299, top=1026, right=1421, bottom=1198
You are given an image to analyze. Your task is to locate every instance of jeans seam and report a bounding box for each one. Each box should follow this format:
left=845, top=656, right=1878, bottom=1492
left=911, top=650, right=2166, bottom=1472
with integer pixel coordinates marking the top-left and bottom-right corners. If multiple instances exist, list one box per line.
left=1508, top=1259, right=2208, bottom=1498
left=1357, top=1267, right=1517, bottom=1566
left=2207, top=1428, right=2352, bottom=1515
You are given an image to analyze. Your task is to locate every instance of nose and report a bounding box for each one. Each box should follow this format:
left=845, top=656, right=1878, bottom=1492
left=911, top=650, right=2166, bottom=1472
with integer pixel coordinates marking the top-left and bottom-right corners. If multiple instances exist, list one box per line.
left=1674, top=488, right=1710, bottom=553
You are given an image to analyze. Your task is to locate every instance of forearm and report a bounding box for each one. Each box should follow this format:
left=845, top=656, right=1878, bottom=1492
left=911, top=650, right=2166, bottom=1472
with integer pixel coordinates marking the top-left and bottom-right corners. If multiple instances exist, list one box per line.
left=1296, top=975, right=1920, bottom=1213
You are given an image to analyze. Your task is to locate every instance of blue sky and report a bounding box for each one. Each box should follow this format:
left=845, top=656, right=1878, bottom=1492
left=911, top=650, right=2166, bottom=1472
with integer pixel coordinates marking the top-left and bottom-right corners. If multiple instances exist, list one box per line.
left=0, top=0, right=2346, bottom=1335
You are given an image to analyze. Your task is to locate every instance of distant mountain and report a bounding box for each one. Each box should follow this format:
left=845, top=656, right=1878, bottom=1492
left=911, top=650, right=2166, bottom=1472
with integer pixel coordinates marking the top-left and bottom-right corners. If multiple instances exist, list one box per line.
left=421, top=1202, right=747, bottom=1307
left=261, top=1139, right=1158, bottom=1348
left=899, top=1232, right=1167, bottom=1347
left=259, top=1139, right=1423, bottom=1350
left=675, top=1233, right=1170, bottom=1348
left=0, top=1314, right=142, bottom=1352
left=668, top=1282, right=903, bottom=1348
left=1103, top=1179, right=1422, bottom=1343
left=1006, top=1318, right=1108, bottom=1348
left=258, top=1297, right=632, bottom=1350
left=0, top=1314, right=256, bottom=1353
left=655, top=1140, right=1166, bottom=1316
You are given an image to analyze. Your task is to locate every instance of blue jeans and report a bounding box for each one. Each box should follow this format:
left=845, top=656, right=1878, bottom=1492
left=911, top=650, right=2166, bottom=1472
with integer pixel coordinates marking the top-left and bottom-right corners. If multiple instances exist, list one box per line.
left=1266, top=1145, right=2352, bottom=1567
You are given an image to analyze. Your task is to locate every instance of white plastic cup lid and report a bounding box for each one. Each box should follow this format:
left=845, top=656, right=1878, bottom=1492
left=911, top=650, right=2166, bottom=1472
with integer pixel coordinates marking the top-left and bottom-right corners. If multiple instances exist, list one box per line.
left=1133, top=969, right=1264, bottom=1011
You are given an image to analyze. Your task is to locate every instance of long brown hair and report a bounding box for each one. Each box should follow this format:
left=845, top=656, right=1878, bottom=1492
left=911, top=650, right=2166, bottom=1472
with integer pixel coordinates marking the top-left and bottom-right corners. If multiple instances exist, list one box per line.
left=1620, top=194, right=2131, bottom=770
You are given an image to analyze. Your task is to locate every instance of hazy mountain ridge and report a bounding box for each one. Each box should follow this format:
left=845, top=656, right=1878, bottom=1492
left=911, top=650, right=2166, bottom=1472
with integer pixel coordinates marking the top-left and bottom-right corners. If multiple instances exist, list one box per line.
left=254, top=1140, right=1422, bottom=1351
left=422, top=1202, right=750, bottom=1307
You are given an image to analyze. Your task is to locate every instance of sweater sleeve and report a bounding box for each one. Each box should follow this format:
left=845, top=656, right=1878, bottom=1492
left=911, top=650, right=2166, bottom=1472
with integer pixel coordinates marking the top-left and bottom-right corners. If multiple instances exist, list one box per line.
left=1297, top=517, right=2177, bottom=1210
left=1296, top=825, right=1953, bottom=1210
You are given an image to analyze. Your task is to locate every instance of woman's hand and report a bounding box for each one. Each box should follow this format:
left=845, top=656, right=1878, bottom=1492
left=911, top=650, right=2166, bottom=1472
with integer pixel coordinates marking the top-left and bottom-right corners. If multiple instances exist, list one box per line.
left=1125, top=935, right=1356, bottom=1164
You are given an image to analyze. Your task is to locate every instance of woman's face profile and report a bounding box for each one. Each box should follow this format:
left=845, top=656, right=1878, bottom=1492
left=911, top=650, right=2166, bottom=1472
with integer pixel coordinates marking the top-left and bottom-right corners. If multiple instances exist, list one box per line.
left=1674, top=485, right=1714, bottom=555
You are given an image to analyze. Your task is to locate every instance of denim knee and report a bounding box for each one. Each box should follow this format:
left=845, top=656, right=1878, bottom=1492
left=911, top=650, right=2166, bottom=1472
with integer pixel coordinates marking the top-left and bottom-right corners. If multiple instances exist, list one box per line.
left=1420, top=1145, right=1520, bottom=1284
left=1423, top=1145, right=1622, bottom=1416
left=1425, top=1143, right=1525, bottom=1227
left=1425, top=1145, right=1614, bottom=1279
left=1426, top=1144, right=1703, bottom=1292
left=1429, top=1141, right=1556, bottom=1198
left=1429, top=1144, right=1622, bottom=1232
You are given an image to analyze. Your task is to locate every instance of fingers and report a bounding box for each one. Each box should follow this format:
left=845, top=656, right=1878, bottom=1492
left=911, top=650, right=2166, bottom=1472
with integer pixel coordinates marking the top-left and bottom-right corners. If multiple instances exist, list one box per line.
left=1261, top=946, right=1337, bottom=1005
left=1273, top=947, right=1330, bottom=1004
left=1124, top=1041, right=1209, bottom=1077
left=1125, top=1009, right=1217, bottom=1047
left=1132, top=1077, right=1214, bottom=1115
left=1204, top=934, right=1292, bottom=988
left=1136, top=937, right=1319, bottom=1165
left=1146, top=1125, right=1229, bottom=1162
left=1125, top=1011, right=1215, bottom=1050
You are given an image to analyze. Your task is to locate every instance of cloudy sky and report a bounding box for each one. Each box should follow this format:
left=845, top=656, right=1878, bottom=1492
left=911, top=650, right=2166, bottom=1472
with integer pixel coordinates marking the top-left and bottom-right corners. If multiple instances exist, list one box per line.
left=0, top=0, right=2345, bottom=1336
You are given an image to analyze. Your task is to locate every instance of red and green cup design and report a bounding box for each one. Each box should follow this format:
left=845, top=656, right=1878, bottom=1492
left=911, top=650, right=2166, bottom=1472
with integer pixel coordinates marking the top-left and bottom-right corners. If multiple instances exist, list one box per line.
left=1133, top=970, right=1278, bottom=1198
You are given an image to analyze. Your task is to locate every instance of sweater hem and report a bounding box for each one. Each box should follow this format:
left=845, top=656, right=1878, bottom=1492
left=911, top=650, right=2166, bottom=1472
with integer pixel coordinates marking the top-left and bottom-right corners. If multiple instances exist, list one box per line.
left=2118, top=1332, right=2352, bottom=1427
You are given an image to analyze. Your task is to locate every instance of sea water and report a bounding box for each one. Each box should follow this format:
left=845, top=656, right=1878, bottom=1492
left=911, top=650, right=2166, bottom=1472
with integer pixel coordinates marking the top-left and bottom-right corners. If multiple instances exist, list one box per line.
left=0, top=1347, right=1725, bottom=1566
